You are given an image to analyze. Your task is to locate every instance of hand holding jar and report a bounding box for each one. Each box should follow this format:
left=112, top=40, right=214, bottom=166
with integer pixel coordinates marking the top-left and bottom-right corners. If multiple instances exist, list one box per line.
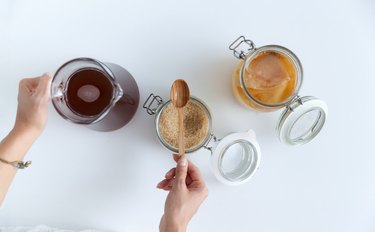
left=157, top=154, right=208, bottom=232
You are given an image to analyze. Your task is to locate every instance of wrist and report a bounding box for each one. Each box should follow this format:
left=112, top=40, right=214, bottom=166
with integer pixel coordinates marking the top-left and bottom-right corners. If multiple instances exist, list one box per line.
left=160, top=215, right=187, bottom=232
left=0, top=123, right=39, bottom=164
left=13, top=121, right=42, bottom=139
left=10, top=124, right=41, bottom=147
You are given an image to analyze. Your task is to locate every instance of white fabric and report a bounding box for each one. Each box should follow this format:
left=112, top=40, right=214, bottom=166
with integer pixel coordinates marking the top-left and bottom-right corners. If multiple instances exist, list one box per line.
left=0, top=225, right=100, bottom=232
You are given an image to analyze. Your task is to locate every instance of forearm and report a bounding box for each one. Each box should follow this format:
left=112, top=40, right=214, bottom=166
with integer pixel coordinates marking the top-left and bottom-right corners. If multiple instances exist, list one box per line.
left=0, top=125, right=39, bottom=205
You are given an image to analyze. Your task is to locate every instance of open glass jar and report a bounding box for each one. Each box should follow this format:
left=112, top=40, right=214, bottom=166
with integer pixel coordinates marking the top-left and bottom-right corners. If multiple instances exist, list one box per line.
left=143, top=93, right=261, bottom=186
left=229, top=36, right=328, bottom=145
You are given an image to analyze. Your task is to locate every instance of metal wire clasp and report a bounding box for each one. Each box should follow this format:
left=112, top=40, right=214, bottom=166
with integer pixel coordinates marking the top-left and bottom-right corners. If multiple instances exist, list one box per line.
left=229, top=36, right=255, bottom=60
left=286, top=95, right=302, bottom=112
left=143, top=93, right=164, bottom=115
left=203, top=134, right=219, bottom=152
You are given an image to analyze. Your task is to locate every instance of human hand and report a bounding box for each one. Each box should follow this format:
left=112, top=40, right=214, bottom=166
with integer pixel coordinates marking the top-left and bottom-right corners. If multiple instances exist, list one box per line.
left=157, top=154, right=208, bottom=232
left=14, top=74, right=51, bottom=137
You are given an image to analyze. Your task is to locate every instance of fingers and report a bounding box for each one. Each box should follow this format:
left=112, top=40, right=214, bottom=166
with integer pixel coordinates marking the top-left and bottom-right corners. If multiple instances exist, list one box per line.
left=172, top=153, right=180, bottom=163
left=165, top=167, right=193, bottom=186
left=19, top=78, right=39, bottom=97
left=157, top=167, right=177, bottom=190
left=173, top=154, right=198, bottom=169
left=160, top=186, right=173, bottom=191
left=158, top=154, right=203, bottom=191
left=19, top=74, right=52, bottom=98
left=19, top=77, right=39, bottom=88
left=173, top=154, right=203, bottom=182
left=35, top=73, right=52, bottom=98
left=157, top=179, right=170, bottom=188
left=165, top=168, right=176, bottom=179
left=156, top=179, right=174, bottom=191
left=186, top=160, right=204, bottom=183
left=174, top=155, right=188, bottom=188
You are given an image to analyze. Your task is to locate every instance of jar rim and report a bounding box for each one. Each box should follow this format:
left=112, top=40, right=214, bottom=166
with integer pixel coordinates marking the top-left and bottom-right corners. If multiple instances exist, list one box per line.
left=240, top=45, right=304, bottom=109
left=209, top=130, right=261, bottom=185
left=155, top=96, right=212, bottom=154
left=218, top=140, right=258, bottom=182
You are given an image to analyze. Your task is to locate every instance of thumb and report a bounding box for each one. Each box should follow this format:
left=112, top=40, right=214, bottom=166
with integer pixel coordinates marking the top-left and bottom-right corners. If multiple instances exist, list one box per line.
left=175, top=155, right=188, bottom=187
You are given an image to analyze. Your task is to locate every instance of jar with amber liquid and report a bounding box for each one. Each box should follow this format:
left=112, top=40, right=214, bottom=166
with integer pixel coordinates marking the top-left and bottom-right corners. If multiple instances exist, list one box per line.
left=230, top=36, right=328, bottom=145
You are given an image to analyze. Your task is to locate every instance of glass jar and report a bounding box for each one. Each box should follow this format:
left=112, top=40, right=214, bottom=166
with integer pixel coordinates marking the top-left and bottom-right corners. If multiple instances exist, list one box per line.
left=229, top=36, right=328, bottom=145
left=143, top=93, right=261, bottom=185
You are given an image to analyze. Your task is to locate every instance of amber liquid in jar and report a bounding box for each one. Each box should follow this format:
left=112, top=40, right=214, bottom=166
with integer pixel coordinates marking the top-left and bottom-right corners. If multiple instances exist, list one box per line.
left=232, top=50, right=297, bottom=111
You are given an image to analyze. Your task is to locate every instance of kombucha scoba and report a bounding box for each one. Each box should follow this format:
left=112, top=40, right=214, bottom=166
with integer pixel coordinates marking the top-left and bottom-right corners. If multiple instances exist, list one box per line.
left=232, top=51, right=297, bottom=111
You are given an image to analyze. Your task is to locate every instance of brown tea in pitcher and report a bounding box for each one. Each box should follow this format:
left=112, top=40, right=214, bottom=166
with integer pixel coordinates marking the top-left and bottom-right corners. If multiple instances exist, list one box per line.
left=66, top=68, right=114, bottom=116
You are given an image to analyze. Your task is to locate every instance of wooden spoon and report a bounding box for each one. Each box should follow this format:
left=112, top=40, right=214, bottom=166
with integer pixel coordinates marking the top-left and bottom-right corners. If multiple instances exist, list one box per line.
left=170, top=79, right=190, bottom=156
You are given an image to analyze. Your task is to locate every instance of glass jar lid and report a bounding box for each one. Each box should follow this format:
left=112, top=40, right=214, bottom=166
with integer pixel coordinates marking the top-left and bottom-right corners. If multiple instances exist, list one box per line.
left=210, top=130, right=261, bottom=185
left=277, top=96, right=328, bottom=145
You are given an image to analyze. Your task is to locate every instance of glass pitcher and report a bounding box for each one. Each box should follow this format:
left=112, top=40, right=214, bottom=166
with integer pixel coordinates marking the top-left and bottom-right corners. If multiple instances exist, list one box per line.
left=51, top=57, right=139, bottom=131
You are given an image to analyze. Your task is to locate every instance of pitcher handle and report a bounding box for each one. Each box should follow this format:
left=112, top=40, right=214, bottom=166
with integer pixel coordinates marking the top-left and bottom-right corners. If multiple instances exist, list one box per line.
left=113, top=82, right=124, bottom=103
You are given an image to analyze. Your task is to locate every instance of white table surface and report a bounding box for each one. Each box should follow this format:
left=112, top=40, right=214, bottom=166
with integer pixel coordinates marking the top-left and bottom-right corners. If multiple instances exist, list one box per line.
left=1, top=0, right=375, bottom=231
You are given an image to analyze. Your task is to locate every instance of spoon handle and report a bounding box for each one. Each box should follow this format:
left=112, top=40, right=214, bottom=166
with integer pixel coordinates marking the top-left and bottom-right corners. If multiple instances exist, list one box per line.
left=178, top=107, right=185, bottom=156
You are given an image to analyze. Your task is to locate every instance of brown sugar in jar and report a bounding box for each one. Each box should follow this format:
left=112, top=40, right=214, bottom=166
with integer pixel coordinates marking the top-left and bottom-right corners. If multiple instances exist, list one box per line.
left=158, top=99, right=210, bottom=151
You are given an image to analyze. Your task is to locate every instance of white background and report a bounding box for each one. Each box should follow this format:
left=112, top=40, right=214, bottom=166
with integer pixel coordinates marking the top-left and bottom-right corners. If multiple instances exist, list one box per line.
left=1, top=0, right=375, bottom=231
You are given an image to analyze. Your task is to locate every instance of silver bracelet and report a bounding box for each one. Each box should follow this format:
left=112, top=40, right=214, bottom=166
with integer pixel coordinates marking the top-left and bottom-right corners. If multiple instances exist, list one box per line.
left=0, top=157, right=32, bottom=169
